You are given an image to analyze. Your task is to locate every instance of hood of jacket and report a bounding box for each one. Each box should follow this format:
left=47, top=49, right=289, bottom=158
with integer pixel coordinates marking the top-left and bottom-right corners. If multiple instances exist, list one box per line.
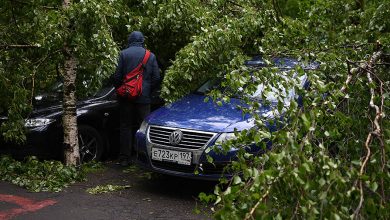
left=128, top=31, right=144, bottom=47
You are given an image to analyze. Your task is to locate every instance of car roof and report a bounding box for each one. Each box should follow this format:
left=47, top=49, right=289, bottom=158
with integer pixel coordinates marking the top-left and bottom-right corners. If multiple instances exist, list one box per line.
left=244, top=56, right=320, bottom=70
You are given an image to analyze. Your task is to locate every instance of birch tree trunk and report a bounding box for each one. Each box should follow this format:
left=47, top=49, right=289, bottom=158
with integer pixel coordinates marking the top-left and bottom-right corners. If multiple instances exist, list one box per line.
left=62, top=0, right=80, bottom=166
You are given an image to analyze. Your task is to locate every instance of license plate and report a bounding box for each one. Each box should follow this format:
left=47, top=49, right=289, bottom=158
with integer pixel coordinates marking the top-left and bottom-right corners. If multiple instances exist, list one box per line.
left=151, top=148, right=192, bottom=165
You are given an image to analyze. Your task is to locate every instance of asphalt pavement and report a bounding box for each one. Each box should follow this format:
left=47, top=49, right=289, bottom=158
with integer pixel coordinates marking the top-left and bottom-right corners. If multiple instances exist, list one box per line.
left=0, top=162, right=215, bottom=220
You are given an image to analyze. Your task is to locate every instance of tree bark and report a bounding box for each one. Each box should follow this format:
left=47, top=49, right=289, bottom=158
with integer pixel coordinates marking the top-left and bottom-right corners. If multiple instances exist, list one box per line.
left=62, top=0, right=80, bottom=166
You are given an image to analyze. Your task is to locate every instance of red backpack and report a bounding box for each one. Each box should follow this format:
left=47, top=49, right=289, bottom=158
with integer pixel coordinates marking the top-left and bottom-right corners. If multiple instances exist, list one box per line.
left=116, top=50, right=151, bottom=100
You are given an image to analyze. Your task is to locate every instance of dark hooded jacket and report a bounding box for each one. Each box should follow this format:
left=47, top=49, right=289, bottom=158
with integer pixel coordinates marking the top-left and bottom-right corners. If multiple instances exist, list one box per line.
left=113, top=31, right=160, bottom=104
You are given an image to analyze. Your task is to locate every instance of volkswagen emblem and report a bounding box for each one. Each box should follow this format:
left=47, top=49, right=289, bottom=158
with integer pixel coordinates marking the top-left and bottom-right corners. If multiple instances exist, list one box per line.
left=169, top=129, right=183, bottom=146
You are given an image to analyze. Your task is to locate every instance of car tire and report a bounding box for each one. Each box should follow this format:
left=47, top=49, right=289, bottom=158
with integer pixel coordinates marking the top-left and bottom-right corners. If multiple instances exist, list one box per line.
left=78, top=125, right=104, bottom=163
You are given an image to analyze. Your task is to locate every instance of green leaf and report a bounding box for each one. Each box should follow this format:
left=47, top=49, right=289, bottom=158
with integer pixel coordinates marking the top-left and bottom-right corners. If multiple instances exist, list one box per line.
left=233, top=176, right=242, bottom=185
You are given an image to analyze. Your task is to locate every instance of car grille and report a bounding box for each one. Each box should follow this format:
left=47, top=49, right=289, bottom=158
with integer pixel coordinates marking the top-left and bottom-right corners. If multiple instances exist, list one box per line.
left=148, top=126, right=216, bottom=150
left=152, top=160, right=197, bottom=173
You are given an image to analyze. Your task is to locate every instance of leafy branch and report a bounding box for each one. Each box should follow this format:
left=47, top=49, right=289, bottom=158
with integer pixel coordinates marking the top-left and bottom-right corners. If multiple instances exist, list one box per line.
left=351, top=49, right=386, bottom=218
left=244, top=189, right=270, bottom=220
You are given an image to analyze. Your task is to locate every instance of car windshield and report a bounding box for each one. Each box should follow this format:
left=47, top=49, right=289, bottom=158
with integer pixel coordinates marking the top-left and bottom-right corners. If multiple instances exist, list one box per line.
left=91, top=77, right=115, bottom=98
left=247, top=72, right=307, bottom=104
left=195, top=78, right=222, bottom=94
left=195, top=71, right=307, bottom=104
left=92, top=86, right=114, bottom=98
left=195, top=56, right=318, bottom=103
left=45, top=78, right=114, bottom=99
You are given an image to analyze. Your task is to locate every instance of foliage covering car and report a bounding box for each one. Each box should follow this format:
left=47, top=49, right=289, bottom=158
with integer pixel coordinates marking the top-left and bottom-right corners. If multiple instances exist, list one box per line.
left=135, top=57, right=319, bottom=180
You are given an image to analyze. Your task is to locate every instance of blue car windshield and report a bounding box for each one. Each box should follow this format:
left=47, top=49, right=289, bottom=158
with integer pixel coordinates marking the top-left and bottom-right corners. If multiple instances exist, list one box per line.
left=195, top=78, right=222, bottom=94
left=196, top=71, right=308, bottom=105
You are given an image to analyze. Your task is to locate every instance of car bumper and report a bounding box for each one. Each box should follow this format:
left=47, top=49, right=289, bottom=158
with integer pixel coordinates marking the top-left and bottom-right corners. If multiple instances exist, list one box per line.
left=135, top=130, right=255, bottom=181
left=135, top=150, right=232, bottom=181
left=0, top=125, right=62, bottom=160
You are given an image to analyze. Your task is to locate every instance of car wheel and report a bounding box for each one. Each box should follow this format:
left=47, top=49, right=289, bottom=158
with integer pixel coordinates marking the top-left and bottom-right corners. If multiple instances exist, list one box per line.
left=78, top=125, right=104, bottom=163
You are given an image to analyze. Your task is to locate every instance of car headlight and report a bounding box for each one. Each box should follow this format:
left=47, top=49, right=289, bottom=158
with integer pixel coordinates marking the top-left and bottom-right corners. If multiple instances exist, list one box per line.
left=25, top=118, right=56, bottom=128
left=138, top=120, right=149, bottom=133
left=215, top=132, right=237, bottom=144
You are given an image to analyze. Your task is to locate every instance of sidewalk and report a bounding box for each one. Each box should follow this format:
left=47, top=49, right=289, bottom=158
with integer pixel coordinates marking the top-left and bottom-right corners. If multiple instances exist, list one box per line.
left=0, top=162, right=214, bottom=220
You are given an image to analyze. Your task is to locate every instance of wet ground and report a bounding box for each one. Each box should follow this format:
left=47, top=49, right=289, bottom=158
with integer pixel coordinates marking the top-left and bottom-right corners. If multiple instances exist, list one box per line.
left=0, top=161, right=216, bottom=220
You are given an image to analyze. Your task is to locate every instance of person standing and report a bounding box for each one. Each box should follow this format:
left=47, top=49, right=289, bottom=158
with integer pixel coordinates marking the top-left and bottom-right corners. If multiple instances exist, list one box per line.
left=113, top=31, right=160, bottom=166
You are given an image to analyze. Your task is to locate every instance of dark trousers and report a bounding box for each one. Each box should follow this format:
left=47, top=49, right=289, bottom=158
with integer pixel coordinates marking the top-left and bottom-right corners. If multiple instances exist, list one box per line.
left=119, top=100, right=150, bottom=160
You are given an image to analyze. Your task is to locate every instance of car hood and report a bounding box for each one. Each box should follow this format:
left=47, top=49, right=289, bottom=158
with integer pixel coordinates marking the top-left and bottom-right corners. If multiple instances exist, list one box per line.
left=29, top=98, right=106, bottom=119
left=30, top=103, right=63, bottom=118
left=147, top=94, right=271, bottom=133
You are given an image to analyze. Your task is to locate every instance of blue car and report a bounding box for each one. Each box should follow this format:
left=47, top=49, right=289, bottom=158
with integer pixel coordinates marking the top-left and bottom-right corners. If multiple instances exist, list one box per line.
left=135, top=57, right=318, bottom=180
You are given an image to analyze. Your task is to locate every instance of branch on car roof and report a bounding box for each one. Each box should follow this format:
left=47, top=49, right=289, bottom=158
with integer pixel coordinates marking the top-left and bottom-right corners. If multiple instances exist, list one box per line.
left=0, top=44, right=41, bottom=49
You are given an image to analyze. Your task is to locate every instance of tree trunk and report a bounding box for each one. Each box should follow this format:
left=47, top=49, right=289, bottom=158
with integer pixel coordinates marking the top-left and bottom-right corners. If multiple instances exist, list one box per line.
left=62, top=0, right=80, bottom=166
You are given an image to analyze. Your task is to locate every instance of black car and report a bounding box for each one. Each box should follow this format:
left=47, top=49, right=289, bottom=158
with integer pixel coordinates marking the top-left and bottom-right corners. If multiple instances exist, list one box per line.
left=0, top=83, right=163, bottom=162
